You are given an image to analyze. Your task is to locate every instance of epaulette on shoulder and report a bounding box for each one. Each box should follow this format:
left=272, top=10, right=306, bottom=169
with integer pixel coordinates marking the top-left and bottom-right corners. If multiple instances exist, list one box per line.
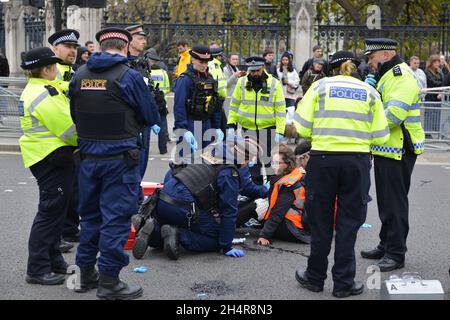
left=44, top=85, right=59, bottom=96
left=392, top=65, right=402, bottom=77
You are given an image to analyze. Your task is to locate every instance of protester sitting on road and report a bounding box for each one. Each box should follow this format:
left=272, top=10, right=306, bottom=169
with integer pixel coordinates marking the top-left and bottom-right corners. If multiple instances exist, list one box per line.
left=257, top=144, right=311, bottom=246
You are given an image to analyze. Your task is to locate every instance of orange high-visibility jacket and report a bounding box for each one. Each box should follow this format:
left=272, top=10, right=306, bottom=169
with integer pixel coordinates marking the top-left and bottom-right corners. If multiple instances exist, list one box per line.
left=265, top=167, right=305, bottom=230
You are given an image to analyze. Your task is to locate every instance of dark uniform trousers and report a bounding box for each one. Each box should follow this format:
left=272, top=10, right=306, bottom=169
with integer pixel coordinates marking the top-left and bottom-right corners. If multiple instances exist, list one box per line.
left=305, top=153, right=371, bottom=292
left=63, top=163, right=80, bottom=237
left=148, top=199, right=223, bottom=252
left=28, top=156, right=75, bottom=276
left=75, top=159, right=140, bottom=278
left=374, top=151, right=417, bottom=263
left=242, top=127, right=276, bottom=184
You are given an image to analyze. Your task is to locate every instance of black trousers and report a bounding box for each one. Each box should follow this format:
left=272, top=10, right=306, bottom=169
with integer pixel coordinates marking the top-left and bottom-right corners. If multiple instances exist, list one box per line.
left=305, top=153, right=371, bottom=292
left=28, top=156, right=75, bottom=276
left=374, top=152, right=417, bottom=262
left=63, top=163, right=80, bottom=237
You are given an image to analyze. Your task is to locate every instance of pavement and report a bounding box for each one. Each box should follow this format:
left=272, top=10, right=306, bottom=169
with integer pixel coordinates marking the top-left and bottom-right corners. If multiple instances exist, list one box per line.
left=1, top=142, right=450, bottom=300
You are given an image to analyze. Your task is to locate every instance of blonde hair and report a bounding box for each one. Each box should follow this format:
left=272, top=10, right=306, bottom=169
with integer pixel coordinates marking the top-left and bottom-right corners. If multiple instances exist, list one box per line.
left=339, top=60, right=357, bottom=76
left=426, top=54, right=441, bottom=74
left=24, top=67, right=46, bottom=79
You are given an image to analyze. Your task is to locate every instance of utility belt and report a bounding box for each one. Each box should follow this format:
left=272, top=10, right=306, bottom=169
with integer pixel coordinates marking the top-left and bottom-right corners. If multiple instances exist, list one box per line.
left=159, top=192, right=201, bottom=229
left=80, top=149, right=140, bottom=168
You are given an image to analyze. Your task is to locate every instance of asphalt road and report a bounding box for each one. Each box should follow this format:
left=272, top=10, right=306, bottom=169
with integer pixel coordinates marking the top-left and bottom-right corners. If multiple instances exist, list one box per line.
left=1, top=149, right=449, bottom=300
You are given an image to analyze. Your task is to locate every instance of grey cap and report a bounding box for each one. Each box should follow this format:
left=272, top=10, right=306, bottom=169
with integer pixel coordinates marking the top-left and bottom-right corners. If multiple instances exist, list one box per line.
left=245, top=56, right=265, bottom=71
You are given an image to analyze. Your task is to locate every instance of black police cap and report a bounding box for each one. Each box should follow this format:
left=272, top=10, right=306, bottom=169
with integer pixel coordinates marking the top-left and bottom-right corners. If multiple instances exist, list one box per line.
left=145, top=50, right=161, bottom=61
left=48, top=29, right=80, bottom=47
left=364, top=38, right=398, bottom=55
left=125, top=24, right=147, bottom=36
left=189, top=45, right=212, bottom=61
left=95, top=27, right=132, bottom=44
left=329, top=50, right=361, bottom=69
left=210, top=47, right=224, bottom=57
left=245, top=56, right=265, bottom=71
left=21, top=47, right=63, bottom=70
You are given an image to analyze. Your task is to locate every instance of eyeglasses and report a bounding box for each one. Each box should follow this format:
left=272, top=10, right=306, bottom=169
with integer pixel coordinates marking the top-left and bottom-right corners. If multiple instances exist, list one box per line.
left=271, top=160, right=286, bottom=166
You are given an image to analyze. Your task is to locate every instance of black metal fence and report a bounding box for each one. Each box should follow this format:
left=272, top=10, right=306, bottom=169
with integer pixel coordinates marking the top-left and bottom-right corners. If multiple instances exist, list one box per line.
left=24, top=10, right=46, bottom=51
left=0, top=5, right=5, bottom=54
left=315, top=3, right=450, bottom=60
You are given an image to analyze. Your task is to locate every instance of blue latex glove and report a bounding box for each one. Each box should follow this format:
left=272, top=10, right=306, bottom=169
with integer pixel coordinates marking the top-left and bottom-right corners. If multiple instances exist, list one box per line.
left=226, top=128, right=236, bottom=142
left=183, top=131, right=198, bottom=152
left=274, top=133, right=284, bottom=143
left=264, top=181, right=270, bottom=191
left=248, top=159, right=256, bottom=168
left=216, top=128, right=224, bottom=142
left=224, top=248, right=245, bottom=258
left=151, top=124, right=160, bottom=135
left=365, top=74, right=377, bottom=87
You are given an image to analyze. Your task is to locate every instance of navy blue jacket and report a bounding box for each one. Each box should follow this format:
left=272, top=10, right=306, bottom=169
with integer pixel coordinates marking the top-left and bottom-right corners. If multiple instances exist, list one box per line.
left=161, top=166, right=239, bottom=252
left=173, top=64, right=221, bottom=130
left=69, top=52, right=160, bottom=155
left=239, top=166, right=268, bottom=199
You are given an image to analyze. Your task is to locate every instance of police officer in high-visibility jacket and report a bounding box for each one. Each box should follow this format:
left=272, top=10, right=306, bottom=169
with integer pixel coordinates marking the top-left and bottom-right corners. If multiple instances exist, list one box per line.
left=208, top=47, right=228, bottom=135
left=19, top=47, right=78, bottom=286
left=293, top=51, right=389, bottom=298
left=48, top=29, right=80, bottom=93
left=146, top=51, right=170, bottom=154
left=48, top=29, right=81, bottom=246
left=361, top=38, right=425, bottom=272
left=227, top=56, right=286, bottom=183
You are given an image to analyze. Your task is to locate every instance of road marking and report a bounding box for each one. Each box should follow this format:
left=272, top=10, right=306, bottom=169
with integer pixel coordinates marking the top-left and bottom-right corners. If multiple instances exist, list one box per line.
left=18, top=182, right=27, bottom=185
left=4, top=189, right=13, bottom=192
left=416, top=162, right=450, bottom=166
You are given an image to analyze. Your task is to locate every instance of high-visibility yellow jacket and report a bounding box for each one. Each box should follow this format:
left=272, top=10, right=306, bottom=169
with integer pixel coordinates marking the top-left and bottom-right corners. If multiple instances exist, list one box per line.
left=208, top=58, right=227, bottom=99
left=150, top=68, right=170, bottom=102
left=370, top=62, right=425, bottom=160
left=19, top=78, right=77, bottom=168
left=294, top=75, right=389, bottom=152
left=174, top=50, right=191, bottom=79
left=55, top=63, right=74, bottom=92
left=228, top=72, right=286, bottom=134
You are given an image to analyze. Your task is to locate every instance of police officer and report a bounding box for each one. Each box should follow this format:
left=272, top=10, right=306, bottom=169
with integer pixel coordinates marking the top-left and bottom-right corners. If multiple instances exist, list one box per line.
left=69, top=27, right=160, bottom=299
left=208, top=47, right=228, bottom=136
left=293, top=51, right=389, bottom=298
left=125, top=24, right=161, bottom=179
left=361, top=38, right=425, bottom=272
left=146, top=51, right=170, bottom=155
left=227, top=56, right=286, bottom=183
left=132, top=137, right=263, bottom=260
left=48, top=29, right=80, bottom=92
left=48, top=29, right=81, bottom=247
left=19, top=47, right=78, bottom=285
left=174, top=44, right=223, bottom=158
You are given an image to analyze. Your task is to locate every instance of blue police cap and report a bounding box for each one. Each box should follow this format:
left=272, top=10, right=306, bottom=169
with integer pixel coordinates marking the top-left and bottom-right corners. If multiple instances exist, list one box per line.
left=48, top=29, right=80, bottom=47
left=364, top=38, right=398, bottom=55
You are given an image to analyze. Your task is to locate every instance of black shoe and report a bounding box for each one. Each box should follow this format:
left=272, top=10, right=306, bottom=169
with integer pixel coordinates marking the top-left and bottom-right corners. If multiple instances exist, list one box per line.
left=377, top=257, right=404, bottom=272
left=96, top=274, right=143, bottom=300
left=333, top=281, right=364, bottom=298
left=131, top=214, right=145, bottom=234
left=63, top=232, right=80, bottom=243
left=59, top=240, right=74, bottom=253
left=74, top=266, right=99, bottom=293
left=361, top=247, right=385, bottom=260
left=295, top=268, right=323, bottom=293
left=161, top=225, right=180, bottom=260
left=26, top=272, right=66, bottom=285
left=132, top=218, right=155, bottom=260
left=52, top=262, right=73, bottom=275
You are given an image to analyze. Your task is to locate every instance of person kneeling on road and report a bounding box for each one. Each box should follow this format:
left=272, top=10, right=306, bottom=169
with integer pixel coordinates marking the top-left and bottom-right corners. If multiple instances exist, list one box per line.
left=132, top=137, right=262, bottom=260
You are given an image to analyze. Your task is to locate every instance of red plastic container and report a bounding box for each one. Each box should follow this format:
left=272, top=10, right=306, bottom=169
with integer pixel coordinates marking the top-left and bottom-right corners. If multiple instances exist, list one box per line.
left=140, top=181, right=164, bottom=197
left=125, top=182, right=164, bottom=250
left=124, top=224, right=136, bottom=250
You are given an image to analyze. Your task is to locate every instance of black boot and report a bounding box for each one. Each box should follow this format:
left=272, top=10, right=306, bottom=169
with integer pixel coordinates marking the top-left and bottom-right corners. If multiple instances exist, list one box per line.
left=59, top=239, right=74, bottom=253
left=161, top=225, right=180, bottom=260
left=74, top=266, right=99, bottom=293
left=132, top=218, right=154, bottom=260
left=96, top=274, right=143, bottom=300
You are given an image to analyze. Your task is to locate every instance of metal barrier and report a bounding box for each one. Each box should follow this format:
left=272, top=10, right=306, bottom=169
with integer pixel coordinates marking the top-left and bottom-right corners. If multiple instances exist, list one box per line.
left=420, top=87, right=450, bottom=151
left=0, top=77, right=27, bottom=137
